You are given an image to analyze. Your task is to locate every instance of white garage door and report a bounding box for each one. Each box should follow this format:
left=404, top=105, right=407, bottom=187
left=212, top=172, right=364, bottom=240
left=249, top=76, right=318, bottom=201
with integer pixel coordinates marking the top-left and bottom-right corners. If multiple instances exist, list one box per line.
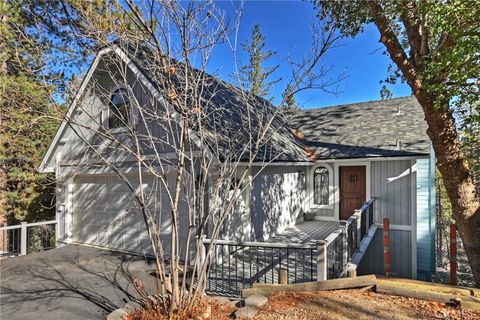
left=72, top=173, right=190, bottom=255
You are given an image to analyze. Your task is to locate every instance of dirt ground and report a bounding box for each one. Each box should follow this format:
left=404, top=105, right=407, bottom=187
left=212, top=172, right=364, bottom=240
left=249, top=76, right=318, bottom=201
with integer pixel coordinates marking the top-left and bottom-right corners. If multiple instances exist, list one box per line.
left=252, top=289, right=480, bottom=320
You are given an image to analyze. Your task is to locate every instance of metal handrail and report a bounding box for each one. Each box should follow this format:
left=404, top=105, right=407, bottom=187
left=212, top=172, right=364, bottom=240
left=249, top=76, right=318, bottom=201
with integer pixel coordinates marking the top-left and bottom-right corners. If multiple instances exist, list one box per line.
left=357, top=197, right=377, bottom=213
left=203, top=238, right=316, bottom=249
left=0, top=220, right=57, bottom=231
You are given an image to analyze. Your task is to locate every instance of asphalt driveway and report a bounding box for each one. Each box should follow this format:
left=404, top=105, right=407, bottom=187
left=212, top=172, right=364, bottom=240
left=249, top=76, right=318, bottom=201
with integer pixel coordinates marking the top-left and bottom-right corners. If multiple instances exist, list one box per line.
left=0, top=244, right=156, bottom=320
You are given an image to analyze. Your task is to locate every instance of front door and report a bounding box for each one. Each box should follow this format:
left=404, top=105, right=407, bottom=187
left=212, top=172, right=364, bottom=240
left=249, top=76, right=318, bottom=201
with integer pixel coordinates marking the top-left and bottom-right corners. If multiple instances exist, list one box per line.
left=339, top=166, right=366, bottom=220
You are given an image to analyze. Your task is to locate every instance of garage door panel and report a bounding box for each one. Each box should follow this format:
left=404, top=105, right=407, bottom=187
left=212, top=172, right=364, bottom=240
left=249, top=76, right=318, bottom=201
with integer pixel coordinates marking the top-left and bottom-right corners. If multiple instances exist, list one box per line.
left=72, top=174, right=179, bottom=254
left=97, top=230, right=110, bottom=246
left=102, top=193, right=136, bottom=212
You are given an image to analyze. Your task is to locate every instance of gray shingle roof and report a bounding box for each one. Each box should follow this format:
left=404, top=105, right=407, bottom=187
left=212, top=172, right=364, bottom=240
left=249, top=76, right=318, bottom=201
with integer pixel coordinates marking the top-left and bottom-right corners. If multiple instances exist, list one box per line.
left=119, top=43, right=430, bottom=162
left=289, top=96, right=430, bottom=159
left=120, top=43, right=309, bottom=162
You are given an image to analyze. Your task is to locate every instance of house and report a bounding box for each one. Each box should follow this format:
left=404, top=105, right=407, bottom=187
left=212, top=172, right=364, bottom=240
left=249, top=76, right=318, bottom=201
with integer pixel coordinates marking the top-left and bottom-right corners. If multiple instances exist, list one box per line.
left=38, top=44, right=436, bottom=287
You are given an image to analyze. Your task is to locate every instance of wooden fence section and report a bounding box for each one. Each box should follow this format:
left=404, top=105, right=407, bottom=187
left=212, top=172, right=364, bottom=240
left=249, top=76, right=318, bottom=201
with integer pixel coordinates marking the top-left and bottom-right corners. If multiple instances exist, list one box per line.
left=0, top=220, right=57, bottom=257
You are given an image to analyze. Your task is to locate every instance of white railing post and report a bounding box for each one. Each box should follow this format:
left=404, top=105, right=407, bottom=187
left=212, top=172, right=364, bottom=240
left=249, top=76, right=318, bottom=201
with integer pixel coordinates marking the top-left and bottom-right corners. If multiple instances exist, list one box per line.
left=316, top=240, right=327, bottom=281
left=20, top=222, right=27, bottom=255
left=354, top=209, right=362, bottom=249
left=339, top=221, right=348, bottom=274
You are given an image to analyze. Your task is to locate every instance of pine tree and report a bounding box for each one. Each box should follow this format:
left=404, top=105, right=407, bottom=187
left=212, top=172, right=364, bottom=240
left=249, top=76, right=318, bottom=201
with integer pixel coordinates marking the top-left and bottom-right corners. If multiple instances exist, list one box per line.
left=0, top=1, right=59, bottom=223
left=0, top=1, right=130, bottom=224
left=240, top=24, right=280, bottom=98
left=280, top=84, right=300, bottom=114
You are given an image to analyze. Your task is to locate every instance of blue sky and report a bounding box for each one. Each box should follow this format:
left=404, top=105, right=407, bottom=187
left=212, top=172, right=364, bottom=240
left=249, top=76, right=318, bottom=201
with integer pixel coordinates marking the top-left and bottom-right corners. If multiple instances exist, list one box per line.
left=204, top=0, right=412, bottom=108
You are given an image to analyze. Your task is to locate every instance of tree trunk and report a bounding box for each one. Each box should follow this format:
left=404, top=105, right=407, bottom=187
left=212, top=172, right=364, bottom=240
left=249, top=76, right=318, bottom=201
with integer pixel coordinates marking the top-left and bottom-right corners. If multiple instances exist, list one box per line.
left=366, top=1, right=480, bottom=287
left=417, top=95, right=480, bottom=287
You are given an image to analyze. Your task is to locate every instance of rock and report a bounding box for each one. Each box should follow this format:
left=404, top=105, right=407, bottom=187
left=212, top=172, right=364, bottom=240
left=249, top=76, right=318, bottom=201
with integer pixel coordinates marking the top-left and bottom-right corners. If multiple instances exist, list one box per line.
left=235, top=306, right=258, bottom=319
left=107, top=308, right=128, bottom=320
left=212, top=296, right=231, bottom=304
left=245, top=294, right=268, bottom=308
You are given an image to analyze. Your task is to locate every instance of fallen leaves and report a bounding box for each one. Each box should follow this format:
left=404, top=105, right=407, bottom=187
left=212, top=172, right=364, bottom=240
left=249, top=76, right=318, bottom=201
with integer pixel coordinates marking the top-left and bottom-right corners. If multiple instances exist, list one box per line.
left=254, top=288, right=480, bottom=320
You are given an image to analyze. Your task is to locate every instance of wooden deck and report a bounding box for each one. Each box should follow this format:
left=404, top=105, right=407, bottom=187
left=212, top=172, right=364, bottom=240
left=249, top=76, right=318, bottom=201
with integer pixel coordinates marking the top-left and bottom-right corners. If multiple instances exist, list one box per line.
left=266, top=220, right=340, bottom=245
left=206, top=220, right=341, bottom=297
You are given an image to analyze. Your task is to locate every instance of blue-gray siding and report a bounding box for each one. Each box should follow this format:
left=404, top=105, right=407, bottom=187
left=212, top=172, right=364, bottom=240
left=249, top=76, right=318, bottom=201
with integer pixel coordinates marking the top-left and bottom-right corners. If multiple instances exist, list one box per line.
left=360, top=159, right=416, bottom=279
left=416, top=150, right=436, bottom=280
left=358, top=229, right=412, bottom=278
left=371, top=160, right=414, bottom=226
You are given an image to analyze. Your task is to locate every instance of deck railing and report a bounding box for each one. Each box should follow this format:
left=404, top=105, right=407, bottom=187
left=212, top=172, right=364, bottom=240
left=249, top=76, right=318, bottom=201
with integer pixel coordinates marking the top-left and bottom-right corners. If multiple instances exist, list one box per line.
left=0, top=220, right=57, bottom=257
left=201, top=197, right=377, bottom=296
left=321, top=228, right=347, bottom=280
left=344, top=197, right=377, bottom=263
left=202, top=239, right=317, bottom=297
left=202, top=227, right=353, bottom=296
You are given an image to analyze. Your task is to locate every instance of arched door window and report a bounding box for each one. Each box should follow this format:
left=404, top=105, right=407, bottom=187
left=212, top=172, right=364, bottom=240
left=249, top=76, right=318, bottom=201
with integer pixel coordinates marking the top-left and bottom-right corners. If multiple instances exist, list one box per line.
left=313, top=166, right=329, bottom=205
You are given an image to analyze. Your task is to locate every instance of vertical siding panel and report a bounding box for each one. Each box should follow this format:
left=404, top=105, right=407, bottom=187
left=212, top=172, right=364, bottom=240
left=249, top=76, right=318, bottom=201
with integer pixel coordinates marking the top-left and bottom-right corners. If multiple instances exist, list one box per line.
left=394, top=160, right=400, bottom=225
left=363, top=160, right=417, bottom=279
left=416, top=151, right=436, bottom=281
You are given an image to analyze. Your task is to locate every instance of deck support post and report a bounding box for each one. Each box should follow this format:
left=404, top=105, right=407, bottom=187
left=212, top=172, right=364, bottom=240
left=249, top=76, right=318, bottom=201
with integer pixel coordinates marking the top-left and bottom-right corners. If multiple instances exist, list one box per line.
left=354, top=209, right=362, bottom=249
left=316, top=240, right=327, bottom=281
left=383, top=218, right=391, bottom=276
left=279, top=269, right=288, bottom=284
left=20, top=222, right=27, bottom=256
left=339, top=221, right=349, bottom=275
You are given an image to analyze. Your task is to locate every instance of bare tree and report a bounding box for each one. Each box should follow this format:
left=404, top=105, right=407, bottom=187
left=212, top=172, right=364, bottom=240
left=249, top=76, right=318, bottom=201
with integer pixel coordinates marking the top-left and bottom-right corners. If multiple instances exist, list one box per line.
left=41, top=0, right=341, bottom=317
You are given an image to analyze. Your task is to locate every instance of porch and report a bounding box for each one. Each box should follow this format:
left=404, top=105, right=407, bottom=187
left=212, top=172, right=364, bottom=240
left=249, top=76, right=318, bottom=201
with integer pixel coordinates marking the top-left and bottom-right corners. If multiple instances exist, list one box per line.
left=203, top=198, right=378, bottom=297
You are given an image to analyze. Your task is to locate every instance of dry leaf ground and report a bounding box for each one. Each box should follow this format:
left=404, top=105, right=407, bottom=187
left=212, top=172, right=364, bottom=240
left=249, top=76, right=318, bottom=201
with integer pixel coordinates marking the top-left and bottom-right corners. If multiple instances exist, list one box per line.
left=252, top=289, right=480, bottom=320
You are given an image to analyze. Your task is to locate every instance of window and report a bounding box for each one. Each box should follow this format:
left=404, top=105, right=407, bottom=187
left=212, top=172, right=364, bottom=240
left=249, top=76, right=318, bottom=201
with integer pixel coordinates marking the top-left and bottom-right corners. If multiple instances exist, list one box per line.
left=313, top=166, right=329, bottom=205
left=109, top=88, right=130, bottom=129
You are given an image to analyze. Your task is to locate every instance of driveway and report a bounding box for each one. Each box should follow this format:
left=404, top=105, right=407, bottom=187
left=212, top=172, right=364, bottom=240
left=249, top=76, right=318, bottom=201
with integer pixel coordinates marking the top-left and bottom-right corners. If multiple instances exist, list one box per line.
left=0, top=244, right=156, bottom=320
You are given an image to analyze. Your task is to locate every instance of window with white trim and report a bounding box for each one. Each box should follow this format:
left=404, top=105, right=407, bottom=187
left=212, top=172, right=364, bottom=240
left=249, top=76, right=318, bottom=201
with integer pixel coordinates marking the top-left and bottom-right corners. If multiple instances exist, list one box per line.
left=313, top=166, right=330, bottom=205
left=109, top=88, right=131, bottom=129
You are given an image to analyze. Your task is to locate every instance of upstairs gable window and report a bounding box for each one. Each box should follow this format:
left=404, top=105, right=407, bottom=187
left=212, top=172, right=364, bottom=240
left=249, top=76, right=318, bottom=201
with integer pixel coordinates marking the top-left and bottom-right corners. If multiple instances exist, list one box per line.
left=109, top=88, right=131, bottom=129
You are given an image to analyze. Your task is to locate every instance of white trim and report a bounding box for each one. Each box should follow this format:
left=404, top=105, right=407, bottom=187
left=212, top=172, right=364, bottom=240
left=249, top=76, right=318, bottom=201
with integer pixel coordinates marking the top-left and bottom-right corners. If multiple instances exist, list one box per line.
left=106, top=84, right=138, bottom=132
left=334, top=161, right=371, bottom=220
left=66, top=181, right=74, bottom=243
left=313, top=215, right=337, bottom=222
left=239, top=162, right=312, bottom=166
left=317, top=155, right=429, bottom=162
left=61, top=165, right=177, bottom=176
left=376, top=223, right=413, bottom=231
left=57, top=151, right=194, bottom=166
left=410, top=159, right=418, bottom=279
left=308, top=163, right=334, bottom=210
left=237, top=156, right=429, bottom=167
left=38, top=48, right=113, bottom=173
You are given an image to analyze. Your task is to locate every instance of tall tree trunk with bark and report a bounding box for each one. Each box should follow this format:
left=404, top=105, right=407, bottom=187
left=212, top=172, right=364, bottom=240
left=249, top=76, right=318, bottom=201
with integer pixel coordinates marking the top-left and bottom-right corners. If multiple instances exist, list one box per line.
left=366, top=1, right=480, bottom=287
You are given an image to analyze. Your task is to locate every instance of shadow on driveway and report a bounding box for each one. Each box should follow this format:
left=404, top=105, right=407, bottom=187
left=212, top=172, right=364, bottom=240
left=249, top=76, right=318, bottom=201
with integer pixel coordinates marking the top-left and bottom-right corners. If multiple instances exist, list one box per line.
left=0, top=244, right=156, bottom=320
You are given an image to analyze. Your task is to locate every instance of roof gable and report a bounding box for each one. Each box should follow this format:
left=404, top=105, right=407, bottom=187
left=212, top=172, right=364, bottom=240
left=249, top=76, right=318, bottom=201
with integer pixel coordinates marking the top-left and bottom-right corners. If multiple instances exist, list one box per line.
left=39, top=45, right=310, bottom=172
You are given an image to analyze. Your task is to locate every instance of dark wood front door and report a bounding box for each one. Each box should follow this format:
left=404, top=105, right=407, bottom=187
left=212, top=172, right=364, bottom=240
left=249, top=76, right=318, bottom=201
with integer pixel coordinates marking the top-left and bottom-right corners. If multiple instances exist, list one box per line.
left=339, top=166, right=366, bottom=220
